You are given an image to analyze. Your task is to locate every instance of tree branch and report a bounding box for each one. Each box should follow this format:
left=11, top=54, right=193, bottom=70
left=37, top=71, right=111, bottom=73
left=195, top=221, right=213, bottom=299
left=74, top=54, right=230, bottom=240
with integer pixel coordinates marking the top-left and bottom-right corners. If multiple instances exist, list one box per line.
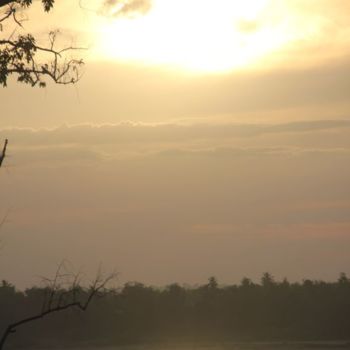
left=0, top=139, right=8, bottom=168
left=1, top=32, right=85, bottom=87
left=0, top=1, right=55, bottom=12
left=1, top=1, right=83, bottom=87
left=0, top=0, right=15, bottom=8
left=0, top=265, right=117, bottom=350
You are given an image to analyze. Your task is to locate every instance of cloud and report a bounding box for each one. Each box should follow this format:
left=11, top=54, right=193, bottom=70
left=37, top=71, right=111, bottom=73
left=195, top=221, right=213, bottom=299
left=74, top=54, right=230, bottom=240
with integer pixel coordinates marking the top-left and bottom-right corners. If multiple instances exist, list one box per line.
left=1, top=120, right=350, bottom=147
left=155, top=146, right=350, bottom=159
left=9, top=146, right=105, bottom=166
left=236, top=20, right=260, bottom=33
left=190, top=221, right=350, bottom=238
left=100, top=0, right=152, bottom=18
left=1, top=119, right=350, bottom=167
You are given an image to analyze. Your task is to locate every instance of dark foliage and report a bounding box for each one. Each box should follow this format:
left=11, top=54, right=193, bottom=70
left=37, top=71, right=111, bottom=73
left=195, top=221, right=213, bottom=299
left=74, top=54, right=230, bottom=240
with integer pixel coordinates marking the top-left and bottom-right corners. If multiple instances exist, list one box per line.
left=0, top=0, right=84, bottom=87
left=1, top=273, right=350, bottom=347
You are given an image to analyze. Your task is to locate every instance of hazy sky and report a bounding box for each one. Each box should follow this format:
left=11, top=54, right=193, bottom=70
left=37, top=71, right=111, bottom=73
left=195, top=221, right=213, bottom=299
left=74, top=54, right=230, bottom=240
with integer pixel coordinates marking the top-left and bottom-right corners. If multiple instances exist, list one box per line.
left=0, top=0, right=350, bottom=288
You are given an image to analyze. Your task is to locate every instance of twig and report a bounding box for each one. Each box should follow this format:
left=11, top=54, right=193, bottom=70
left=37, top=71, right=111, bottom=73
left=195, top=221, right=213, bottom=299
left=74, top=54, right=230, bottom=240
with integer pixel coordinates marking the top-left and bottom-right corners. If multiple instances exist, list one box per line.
left=0, top=139, right=8, bottom=168
left=0, top=265, right=117, bottom=350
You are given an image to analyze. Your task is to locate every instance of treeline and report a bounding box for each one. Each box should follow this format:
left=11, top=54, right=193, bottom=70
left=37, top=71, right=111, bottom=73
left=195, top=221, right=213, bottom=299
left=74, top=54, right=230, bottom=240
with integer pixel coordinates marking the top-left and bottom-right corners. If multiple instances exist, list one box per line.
left=1, top=273, right=350, bottom=347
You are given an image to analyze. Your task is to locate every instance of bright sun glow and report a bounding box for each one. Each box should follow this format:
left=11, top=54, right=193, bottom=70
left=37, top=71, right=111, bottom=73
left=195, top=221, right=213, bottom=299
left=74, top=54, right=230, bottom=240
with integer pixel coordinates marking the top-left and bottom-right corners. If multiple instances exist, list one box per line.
left=93, top=0, right=293, bottom=73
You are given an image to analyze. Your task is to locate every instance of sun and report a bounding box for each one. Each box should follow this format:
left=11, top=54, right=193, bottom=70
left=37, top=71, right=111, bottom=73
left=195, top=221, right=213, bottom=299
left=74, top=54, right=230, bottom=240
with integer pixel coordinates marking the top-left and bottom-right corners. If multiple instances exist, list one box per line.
left=92, top=0, right=290, bottom=73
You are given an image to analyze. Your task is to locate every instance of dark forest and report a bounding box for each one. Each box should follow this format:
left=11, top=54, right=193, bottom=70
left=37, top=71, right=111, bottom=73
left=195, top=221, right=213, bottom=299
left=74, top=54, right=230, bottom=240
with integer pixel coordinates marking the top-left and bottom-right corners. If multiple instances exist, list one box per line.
left=1, top=273, right=350, bottom=347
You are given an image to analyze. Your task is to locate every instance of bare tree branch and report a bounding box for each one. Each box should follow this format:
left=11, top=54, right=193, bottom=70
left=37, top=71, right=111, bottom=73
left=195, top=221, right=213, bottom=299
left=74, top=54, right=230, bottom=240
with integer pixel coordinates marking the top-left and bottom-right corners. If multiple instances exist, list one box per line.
left=0, top=139, right=8, bottom=168
left=0, top=263, right=117, bottom=350
left=0, top=7, right=13, bottom=24
left=0, top=1, right=55, bottom=12
left=0, top=32, right=85, bottom=87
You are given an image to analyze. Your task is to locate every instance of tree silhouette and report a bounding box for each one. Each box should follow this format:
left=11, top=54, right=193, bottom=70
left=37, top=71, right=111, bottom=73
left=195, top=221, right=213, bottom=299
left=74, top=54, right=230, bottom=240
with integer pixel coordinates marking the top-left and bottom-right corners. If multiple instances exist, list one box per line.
left=0, top=0, right=84, bottom=87
left=0, top=139, right=7, bottom=168
left=1, top=273, right=350, bottom=345
left=0, top=263, right=116, bottom=350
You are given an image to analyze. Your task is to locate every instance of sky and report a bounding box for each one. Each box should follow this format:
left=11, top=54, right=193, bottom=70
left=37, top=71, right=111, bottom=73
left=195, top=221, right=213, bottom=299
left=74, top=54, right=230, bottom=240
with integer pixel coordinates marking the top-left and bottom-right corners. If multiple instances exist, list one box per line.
left=0, top=0, right=350, bottom=288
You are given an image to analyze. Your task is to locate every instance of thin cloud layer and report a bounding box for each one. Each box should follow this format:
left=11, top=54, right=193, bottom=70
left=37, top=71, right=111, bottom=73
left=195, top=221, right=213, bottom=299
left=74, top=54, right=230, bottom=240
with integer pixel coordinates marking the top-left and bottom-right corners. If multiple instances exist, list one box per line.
left=1, top=120, right=350, bottom=167
left=100, top=0, right=152, bottom=18
left=1, top=120, right=350, bottom=146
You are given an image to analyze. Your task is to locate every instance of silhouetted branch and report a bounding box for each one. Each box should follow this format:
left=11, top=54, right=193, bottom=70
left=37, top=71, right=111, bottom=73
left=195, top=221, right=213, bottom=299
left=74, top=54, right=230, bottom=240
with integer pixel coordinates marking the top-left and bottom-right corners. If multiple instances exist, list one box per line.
left=0, top=32, right=85, bottom=87
left=0, top=1, right=55, bottom=12
left=0, top=6, right=12, bottom=24
left=0, top=0, right=16, bottom=9
left=0, top=139, right=8, bottom=168
left=0, top=263, right=117, bottom=350
left=1, top=1, right=85, bottom=87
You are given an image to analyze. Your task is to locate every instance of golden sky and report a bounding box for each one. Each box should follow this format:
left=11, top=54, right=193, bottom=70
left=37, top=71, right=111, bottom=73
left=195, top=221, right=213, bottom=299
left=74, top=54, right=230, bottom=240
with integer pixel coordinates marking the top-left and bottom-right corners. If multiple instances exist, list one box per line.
left=1, top=0, right=350, bottom=287
left=10, top=0, right=350, bottom=72
left=91, top=0, right=350, bottom=72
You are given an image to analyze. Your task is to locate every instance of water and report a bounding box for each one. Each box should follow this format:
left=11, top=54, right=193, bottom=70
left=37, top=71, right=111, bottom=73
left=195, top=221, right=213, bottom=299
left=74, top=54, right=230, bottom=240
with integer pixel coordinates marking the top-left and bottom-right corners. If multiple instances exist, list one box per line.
left=54, top=343, right=350, bottom=350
